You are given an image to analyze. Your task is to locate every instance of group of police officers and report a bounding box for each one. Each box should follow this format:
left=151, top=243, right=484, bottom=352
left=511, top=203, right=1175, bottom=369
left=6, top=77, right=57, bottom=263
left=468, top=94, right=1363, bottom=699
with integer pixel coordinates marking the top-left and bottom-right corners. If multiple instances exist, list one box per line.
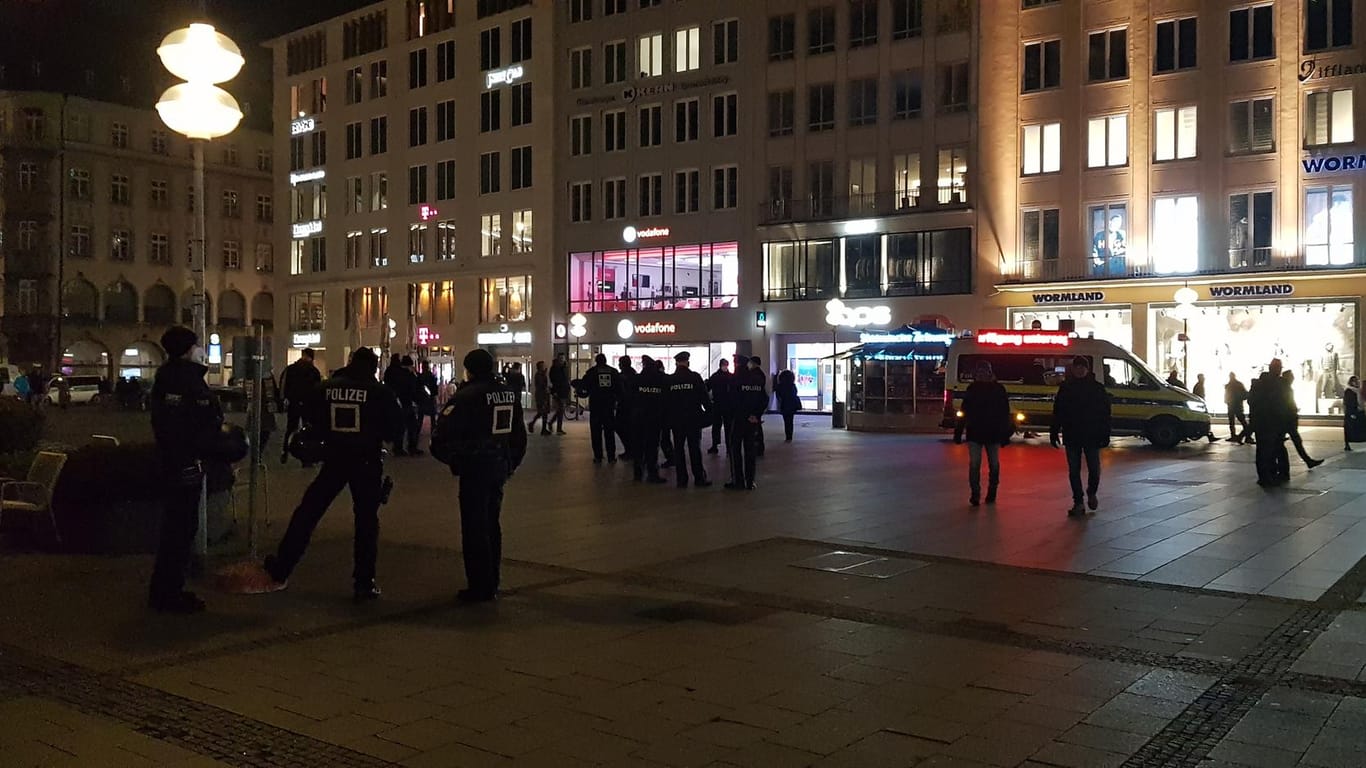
left=576, top=351, right=770, bottom=490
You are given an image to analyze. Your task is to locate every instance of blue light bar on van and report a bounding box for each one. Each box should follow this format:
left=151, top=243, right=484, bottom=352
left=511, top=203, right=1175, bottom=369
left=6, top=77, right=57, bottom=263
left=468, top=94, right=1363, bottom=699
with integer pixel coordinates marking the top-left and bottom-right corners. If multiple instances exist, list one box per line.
left=858, top=330, right=955, bottom=345
left=977, top=330, right=1072, bottom=347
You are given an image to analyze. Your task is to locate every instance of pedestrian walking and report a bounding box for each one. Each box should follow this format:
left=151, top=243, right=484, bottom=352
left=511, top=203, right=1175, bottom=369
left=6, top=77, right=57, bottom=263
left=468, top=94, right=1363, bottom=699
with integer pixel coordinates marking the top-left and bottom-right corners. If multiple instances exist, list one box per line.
left=1282, top=371, right=1323, bottom=469
left=259, top=347, right=404, bottom=601
left=1050, top=356, right=1112, bottom=517
left=583, top=354, right=621, bottom=464
left=1167, top=369, right=1185, bottom=389
left=1225, top=373, right=1250, bottom=443
left=616, top=356, right=636, bottom=459
left=431, top=349, right=528, bottom=603
left=961, top=362, right=1012, bottom=506
left=415, top=360, right=439, bottom=443
left=726, top=356, right=768, bottom=490
left=706, top=359, right=735, bottom=454
left=1343, top=375, right=1362, bottom=451
left=774, top=370, right=801, bottom=442
left=278, top=348, right=322, bottom=465
left=505, top=362, right=527, bottom=403
left=667, top=351, right=712, bottom=487
left=549, top=355, right=570, bottom=435
left=147, top=326, right=226, bottom=613
left=528, top=361, right=551, bottom=435
left=1249, top=359, right=1292, bottom=486
left=1190, top=373, right=1218, bottom=443
left=382, top=354, right=418, bottom=455
left=630, top=355, right=668, bottom=484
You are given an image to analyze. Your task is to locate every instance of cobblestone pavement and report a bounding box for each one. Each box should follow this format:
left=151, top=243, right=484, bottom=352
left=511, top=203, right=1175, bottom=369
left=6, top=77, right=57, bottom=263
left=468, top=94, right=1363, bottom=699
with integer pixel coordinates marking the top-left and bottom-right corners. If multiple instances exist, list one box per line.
left=3, top=417, right=1366, bottom=767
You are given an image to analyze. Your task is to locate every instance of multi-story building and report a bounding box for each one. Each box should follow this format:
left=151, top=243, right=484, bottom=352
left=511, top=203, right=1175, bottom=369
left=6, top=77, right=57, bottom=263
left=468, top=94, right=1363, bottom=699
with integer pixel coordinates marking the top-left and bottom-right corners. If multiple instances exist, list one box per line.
left=0, top=91, right=275, bottom=380
left=980, top=0, right=1362, bottom=416
left=267, top=0, right=555, bottom=380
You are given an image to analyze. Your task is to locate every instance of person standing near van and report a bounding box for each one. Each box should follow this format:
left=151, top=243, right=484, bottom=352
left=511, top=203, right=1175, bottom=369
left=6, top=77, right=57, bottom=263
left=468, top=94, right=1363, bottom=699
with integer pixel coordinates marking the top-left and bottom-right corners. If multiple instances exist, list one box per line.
left=961, top=363, right=1012, bottom=506
left=1051, top=356, right=1112, bottom=517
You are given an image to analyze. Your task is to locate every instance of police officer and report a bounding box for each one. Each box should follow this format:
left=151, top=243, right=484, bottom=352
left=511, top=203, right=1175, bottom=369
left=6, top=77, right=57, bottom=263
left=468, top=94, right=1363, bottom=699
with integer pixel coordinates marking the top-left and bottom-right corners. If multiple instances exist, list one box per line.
left=667, top=351, right=712, bottom=487
left=583, top=353, right=621, bottom=464
left=653, top=357, right=677, bottom=467
left=616, top=355, right=636, bottom=460
left=261, top=347, right=403, bottom=601
left=432, top=349, right=528, bottom=603
left=630, top=355, right=669, bottom=483
left=706, top=359, right=735, bottom=455
left=278, top=347, right=321, bottom=465
left=727, top=356, right=769, bottom=490
left=148, top=326, right=224, bottom=613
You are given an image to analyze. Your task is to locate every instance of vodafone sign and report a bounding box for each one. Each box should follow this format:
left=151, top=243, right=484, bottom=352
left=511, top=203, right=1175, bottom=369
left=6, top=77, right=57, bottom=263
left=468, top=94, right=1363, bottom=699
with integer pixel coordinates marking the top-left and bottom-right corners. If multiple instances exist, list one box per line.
left=825, top=299, right=891, bottom=328
left=616, top=319, right=678, bottom=339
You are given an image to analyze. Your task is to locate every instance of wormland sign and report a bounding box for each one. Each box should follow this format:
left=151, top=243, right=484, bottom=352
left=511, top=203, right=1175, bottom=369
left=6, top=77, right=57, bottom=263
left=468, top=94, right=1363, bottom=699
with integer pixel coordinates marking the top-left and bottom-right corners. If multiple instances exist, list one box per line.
left=1030, top=290, right=1106, bottom=304
left=1302, top=151, right=1366, bottom=174
left=1208, top=283, right=1295, bottom=299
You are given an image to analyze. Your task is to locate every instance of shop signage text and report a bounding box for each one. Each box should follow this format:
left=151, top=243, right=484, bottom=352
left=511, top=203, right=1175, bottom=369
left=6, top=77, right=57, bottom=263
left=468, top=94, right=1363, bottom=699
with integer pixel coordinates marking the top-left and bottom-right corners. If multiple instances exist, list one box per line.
left=623, top=225, right=669, bottom=243
left=418, top=204, right=440, bottom=222
left=621, top=74, right=731, bottom=104
left=826, top=299, right=892, bottom=328
left=485, top=65, right=525, bottom=89
left=1031, top=291, right=1106, bottom=304
left=1209, top=283, right=1295, bottom=299
left=1299, top=58, right=1366, bottom=83
left=416, top=326, right=442, bottom=345
left=634, top=321, right=675, bottom=335
left=977, top=330, right=1072, bottom=347
left=291, top=220, right=323, bottom=238
left=1301, top=152, right=1366, bottom=173
left=476, top=331, right=532, bottom=345
left=291, top=331, right=322, bottom=347
left=860, top=330, right=954, bottom=346
left=289, top=169, right=325, bottom=186
left=290, top=116, right=317, bottom=135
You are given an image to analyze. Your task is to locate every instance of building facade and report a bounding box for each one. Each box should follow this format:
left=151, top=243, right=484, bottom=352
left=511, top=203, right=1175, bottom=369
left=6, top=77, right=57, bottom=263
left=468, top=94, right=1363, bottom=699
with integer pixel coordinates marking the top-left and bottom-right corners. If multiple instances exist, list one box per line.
left=0, top=91, right=275, bottom=381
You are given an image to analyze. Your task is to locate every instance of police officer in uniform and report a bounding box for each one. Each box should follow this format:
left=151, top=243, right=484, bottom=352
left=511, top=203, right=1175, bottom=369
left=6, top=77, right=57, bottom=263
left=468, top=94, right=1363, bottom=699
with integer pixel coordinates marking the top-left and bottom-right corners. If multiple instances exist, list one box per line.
left=148, top=326, right=225, bottom=613
left=583, top=353, right=621, bottom=464
left=432, top=349, right=528, bottom=603
left=630, top=355, right=669, bottom=483
left=667, top=351, right=712, bottom=487
left=616, top=355, right=636, bottom=460
left=727, top=356, right=769, bottom=490
left=706, top=359, right=735, bottom=455
left=261, top=347, right=403, bottom=601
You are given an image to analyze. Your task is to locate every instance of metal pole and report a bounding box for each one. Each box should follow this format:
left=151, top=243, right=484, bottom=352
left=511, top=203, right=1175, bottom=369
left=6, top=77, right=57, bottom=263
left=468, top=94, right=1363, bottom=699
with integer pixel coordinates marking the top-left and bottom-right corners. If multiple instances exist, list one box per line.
left=54, top=95, right=67, bottom=375
left=247, top=323, right=263, bottom=557
left=191, top=139, right=209, bottom=567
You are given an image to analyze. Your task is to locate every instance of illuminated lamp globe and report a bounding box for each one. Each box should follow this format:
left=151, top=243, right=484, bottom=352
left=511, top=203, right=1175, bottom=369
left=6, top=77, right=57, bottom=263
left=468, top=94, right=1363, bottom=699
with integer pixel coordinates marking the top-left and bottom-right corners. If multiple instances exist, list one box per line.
left=569, top=313, right=587, bottom=327
left=1173, top=286, right=1199, bottom=305
left=1169, top=302, right=1196, bottom=321
left=157, top=24, right=244, bottom=84
left=156, top=82, right=243, bottom=140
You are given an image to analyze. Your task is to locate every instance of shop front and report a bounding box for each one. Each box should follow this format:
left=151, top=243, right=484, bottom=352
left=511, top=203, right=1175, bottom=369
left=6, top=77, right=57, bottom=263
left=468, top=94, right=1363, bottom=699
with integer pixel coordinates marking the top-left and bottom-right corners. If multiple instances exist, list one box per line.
left=557, top=312, right=750, bottom=383
left=837, top=326, right=956, bottom=432
left=1005, top=290, right=1133, bottom=350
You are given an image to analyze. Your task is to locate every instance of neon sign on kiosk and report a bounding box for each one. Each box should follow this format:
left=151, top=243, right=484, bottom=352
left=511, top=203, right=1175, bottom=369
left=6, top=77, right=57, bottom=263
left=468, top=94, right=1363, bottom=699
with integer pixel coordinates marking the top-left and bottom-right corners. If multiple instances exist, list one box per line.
left=976, top=329, right=1072, bottom=347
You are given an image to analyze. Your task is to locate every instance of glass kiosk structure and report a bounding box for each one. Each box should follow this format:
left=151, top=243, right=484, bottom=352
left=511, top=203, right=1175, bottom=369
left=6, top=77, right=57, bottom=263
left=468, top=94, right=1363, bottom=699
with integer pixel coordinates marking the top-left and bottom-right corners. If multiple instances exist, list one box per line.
left=836, top=327, right=955, bottom=432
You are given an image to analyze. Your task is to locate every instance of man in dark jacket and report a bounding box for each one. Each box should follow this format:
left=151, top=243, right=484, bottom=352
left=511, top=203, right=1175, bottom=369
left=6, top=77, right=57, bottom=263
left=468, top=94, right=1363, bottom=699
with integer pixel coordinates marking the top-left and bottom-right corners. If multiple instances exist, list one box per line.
left=431, top=349, right=527, bottom=602
left=706, top=359, right=735, bottom=454
left=961, top=362, right=1012, bottom=506
left=726, top=356, right=768, bottom=490
left=1250, top=358, right=1292, bottom=486
left=415, top=360, right=440, bottom=445
left=548, top=355, right=570, bottom=435
left=148, top=326, right=225, bottom=613
left=583, top=354, right=621, bottom=463
left=667, top=351, right=712, bottom=487
left=278, top=348, right=321, bottom=465
left=1225, top=372, right=1250, bottom=443
left=630, top=355, right=668, bottom=483
left=616, top=356, right=635, bottom=460
left=383, top=354, right=420, bottom=455
left=1050, top=356, right=1112, bottom=517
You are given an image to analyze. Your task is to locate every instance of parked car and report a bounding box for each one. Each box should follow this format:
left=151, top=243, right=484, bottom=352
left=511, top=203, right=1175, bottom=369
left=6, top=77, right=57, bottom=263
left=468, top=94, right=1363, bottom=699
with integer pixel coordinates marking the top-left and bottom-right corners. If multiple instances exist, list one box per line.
left=46, top=375, right=103, bottom=405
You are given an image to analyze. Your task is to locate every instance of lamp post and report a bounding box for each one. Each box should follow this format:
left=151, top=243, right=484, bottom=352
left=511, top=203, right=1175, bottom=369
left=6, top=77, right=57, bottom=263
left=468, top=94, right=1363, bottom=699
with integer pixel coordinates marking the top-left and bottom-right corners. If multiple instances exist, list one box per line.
left=155, top=23, right=244, bottom=568
left=1173, top=286, right=1199, bottom=387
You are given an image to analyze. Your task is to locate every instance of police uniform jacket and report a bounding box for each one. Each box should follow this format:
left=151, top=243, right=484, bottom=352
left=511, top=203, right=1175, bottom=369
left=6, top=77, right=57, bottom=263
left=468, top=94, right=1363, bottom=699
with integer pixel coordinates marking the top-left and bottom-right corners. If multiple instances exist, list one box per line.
left=667, top=368, right=711, bottom=428
left=735, top=369, right=769, bottom=422
left=631, top=366, right=668, bottom=425
left=151, top=359, right=224, bottom=473
left=706, top=370, right=737, bottom=414
left=305, top=364, right=405, bottom=457
left=584, top=364, right=621, bottom=409
left=433, top=374, right=528, bottom=479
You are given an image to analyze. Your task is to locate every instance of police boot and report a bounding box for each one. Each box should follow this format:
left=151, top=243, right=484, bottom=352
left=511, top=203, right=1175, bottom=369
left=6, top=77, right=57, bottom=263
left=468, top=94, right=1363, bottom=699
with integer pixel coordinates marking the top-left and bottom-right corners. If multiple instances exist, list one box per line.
left=353, top=582, right=382, bottom=603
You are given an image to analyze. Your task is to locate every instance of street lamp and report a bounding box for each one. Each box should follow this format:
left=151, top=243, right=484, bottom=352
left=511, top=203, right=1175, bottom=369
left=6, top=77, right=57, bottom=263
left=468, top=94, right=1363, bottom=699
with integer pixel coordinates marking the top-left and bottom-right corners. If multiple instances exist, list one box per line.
left=1172, top=286, right=1199, bottom=387
left=155, top=23, right=244, bottom=568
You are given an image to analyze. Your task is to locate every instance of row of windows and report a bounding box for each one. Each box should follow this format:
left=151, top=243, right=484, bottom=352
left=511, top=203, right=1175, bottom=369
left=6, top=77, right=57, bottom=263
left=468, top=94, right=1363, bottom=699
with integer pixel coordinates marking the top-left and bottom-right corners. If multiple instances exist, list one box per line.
left=767, top=67, right=967, bottom=137
left=62, top=281, right=272, bottom=327
left=763, top=149, right=969, bottom=220
left=568, top=0, right=671, bottom=23
left=566, top=167, right=738, bottom=222
left=568, top=20, right=738, bottom=89
left=55, top=168, right=273, bottom=219
left=767, top=1, right=963, bottom=61
left=1, top=107, right=267, bottom=168
left=290, top=211, right=534, bottom=275
left=12, top=220, right=274, bottom=272
left=763, top=228, right=972, bottom=302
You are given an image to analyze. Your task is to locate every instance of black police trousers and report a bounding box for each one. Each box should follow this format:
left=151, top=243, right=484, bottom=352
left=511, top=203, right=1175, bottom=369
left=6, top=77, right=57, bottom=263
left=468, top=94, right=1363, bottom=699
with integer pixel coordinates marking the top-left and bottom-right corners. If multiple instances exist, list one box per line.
left=589, top=406, right=616, bottom=460
left=711, top=412, right=733, bottom=450
left=729, top=419, right=760, bottom=487
left=269, top=455, right=382, bottom=589
left=149, top=470, right=203, bottom=601
left=458, top=469, right=506, bottom=597
left=633, top=420, right=663, bottom=479
left=670, top=425, right=707, bottom=484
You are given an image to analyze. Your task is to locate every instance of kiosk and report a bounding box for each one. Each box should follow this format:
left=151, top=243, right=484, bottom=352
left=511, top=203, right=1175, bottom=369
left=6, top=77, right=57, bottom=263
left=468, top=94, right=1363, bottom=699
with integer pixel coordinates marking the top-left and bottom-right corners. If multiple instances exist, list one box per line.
left=837, top=325, right=956, bottom=432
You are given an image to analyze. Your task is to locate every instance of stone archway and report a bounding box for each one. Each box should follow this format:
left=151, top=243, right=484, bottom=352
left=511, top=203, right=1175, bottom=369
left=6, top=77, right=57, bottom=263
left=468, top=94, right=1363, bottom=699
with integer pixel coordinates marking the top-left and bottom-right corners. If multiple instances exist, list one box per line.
left=219, top=289, right=246, bottom=327
left=62, top=278, right=98, bottom=323
left=251, top=292, right=274, bottom=330
left=61, top=338, right=109, bottom=378
left=102, top=280, right=138, bottom=323
left=144, top=284, right=176, bottom=326
left=118, top=340, right=163, bottom=380
left=180, top=289, right=213, bottom=326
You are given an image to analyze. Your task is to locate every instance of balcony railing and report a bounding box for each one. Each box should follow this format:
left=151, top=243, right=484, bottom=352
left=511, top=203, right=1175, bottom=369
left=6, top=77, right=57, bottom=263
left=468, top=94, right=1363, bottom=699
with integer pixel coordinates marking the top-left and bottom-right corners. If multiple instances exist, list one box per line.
left=759, top=189, right=964, bottom=225
left=1002, top=248, right=1364, bottom=284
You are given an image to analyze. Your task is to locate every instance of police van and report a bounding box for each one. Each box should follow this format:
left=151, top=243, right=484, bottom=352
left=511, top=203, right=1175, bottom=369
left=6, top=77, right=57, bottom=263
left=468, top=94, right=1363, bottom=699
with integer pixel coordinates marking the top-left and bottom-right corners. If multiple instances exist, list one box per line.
left=942, top=330, right=1211, bottom=449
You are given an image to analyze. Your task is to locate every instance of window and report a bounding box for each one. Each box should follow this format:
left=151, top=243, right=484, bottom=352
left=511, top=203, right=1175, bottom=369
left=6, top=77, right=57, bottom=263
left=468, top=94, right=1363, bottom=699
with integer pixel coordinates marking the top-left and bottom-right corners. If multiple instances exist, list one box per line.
left=481, top=91, right=502, bottom=133
left=1305, top=185, right=1354, bottom=265
left=675, top=170, right=700, bottom=214
left=151, top=130, right=168, bottom=155
left=346, top=231, right=364, bottom=269
left=674, top=26, right=700, bottom=72
left=894, top=153, right=921, bottom=208
left=605, top=41, right=628, bottom=84
left=893, top=0, right=923, bottom=39
left=224, top=145, right=240, bottom=166
left=290, top=242, right=306, bottom=275
left=765, top=231, right=969, bottom=301
left=110, top=121, right=127, bottom=148
left=436, top=159, right=455, bottom=200
left=1229, top=191, right=1273, bottom=267
left=850, top=0, right=878, bottom=47
left=849, top=79, right=878, bottom=127
left=151, top=179, right=168, bottom=208
left=291, top=292, right=325, bottom=330
left=437, top=100, right=456, bottom=141
left=1087, top=202, right=1128, bottom=276
left=1155, top=17, right=1198, bottom=73
left=222, top=189, right=240, bottom=218
left=111, top=174, right=130, bottom=205
left=256, top=243, right=273, bottom=273
left=368, top=118, right=387, bottom=157
left=409, top=48, right=428, bottom=88
left=571, top=0, right=592, bottom=23
left=1306, top=89, right=1354, bottom=146
left=893, top=70, right=923, bottom=119
left=150, top=233, right=171, bottom=265
left=605, top=177, right=628, bottom=219
left=290, top=137, right=305, bottom=170
left=257, top=149, right=273, bottom=172
left=111, top=229, right=132, bottom=262
left=714, top=19, right=738, bottom=65
left=511, top=18, right=532, bottom=63
left=436, top=40, right=456, bottom=82
left=939, top=62, right=969, bottom=111
left=17, top=162, right=37, bottom=192
left=639, top=173, right=663, bottom=216
left=346, top=66, right=363, bottom=103
left=223, top=240, right=241, bottom=270
left=808, top=83, right=835, bottom=131
left=809, top=6, right=836, bottom=54
left=1229, top=98, right=1274, bottom=154
left=1023, top=40, right=1061, bottom=91
left=712, top=166, right=738, bottom=210
left=409, top=224, right=428, bottom=264
left=1306, top=0, right=1353, bottom=51
left=480, top=275, right=532, bottom=323
left=481, top=213, right=502, bottom=257
left=571, top=47, right=593, bottom=89
left=370, top=60, right=388, bottom=98
left=571, top=115, right=593, bottom=156
left=437, top=220, right=456, bottom=261
left=311, top=131, right=327, bottom=166
left=346, top=121, right=363, bottom=159
left=410, top=107, right=429, bottom=146
left=605, top=0, right=625, bottom=15
left=1022, top=122, right=1061, bottom=175
left=638, top=104, right=662, bottom=147
left=369, top=228, right=389, bottom=267
left=769, top=14, right=795, bottom=60
left=480, top=152, right=501, bottom=194
left=768, top=91, right=794, bottom=137
left=408, top=164, right=428, bottom=204
left=69, top=225, right=91, bottom=258
left=1230, top=5, right=1274, bottom=61
left=570, top=181, right=593, bottom=222
left=511, top=82, right=532, bottom=126
left=1019, top=208, right=1060, bottom=278
left=1087, top=114, right=1128, bottom=167
left=809, top=160, right=835, bottom=216
left=310, top=237, right=327, bottom=273
left=676, top=98, right=700, bottom=142
left=596, top=112, right=626, bottom=155
left=372, top=172, right=388, bottom=210
left=16, top=221, right=37, bottom=251
left=848, top=157, right=876, bottom=211
left=512, top=210, right=533, bottom=254
left=938, top=148, right=968, bottom=204
left=713, top=93, right=738, bottom=137
left=347, top=176, right=365, bottom=213
left=639, top=0, right=660, bottom=8
left=481, top=27, right=501, bottom=71
left=1154, top=105, right=1198, bottom=160
left=511, top=146, right=532, bottom=190
left=1152, top=196, right=1199, bottom=273
left=69, top=168, right=91, bottom=199
left=257, top=194, right=274, bottom=222
left=15, top=280, right=37, bottom=315
left=569, top=242, right=740, bottom=312
left=1088, top=29, right=1128, bottom=81
left=639, top=33, right=664, bottom=77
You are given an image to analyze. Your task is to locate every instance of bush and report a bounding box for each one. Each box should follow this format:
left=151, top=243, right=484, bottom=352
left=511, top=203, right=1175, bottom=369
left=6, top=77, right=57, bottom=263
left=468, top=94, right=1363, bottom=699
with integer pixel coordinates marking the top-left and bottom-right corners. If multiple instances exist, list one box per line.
left=0, top=399, right=43, bottom=454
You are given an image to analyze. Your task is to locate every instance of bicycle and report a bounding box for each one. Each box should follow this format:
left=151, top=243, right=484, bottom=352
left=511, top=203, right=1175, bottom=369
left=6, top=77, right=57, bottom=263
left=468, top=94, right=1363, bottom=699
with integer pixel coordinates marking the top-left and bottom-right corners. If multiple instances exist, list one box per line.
left=563, top=395, right=584, bottom=421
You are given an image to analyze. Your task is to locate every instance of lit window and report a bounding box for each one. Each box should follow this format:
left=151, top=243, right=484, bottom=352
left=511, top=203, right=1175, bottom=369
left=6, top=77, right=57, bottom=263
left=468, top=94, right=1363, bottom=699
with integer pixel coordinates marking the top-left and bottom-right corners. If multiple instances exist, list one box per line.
left=481, top=213, right=502, bottom=257
left=1087, top=114, right=1128, bottom=167
left=674, top=27, right=700, bottom=73
left=1152, top=196, right=1199, bottom=273
left=1305, top=89, right=1354, bottom=146
left=1154, top=105, right=1197, bottom=160
left=1305, top=186, right=1354, bottom=266
left=638, top=33, right=663, bottom=77
left=1022, top=122, right=1061, bottom=175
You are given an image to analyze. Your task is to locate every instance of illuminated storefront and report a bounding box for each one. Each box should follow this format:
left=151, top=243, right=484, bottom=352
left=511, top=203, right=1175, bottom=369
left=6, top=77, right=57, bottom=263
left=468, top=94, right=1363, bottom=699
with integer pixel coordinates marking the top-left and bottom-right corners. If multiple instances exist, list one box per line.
left=567, top=240, right=739, bottom=313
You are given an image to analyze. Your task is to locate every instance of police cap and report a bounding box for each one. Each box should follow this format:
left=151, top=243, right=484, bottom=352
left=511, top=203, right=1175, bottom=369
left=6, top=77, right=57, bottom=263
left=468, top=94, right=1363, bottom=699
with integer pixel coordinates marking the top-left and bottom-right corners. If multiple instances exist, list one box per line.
left=674, top=351, right=690, bottom=362
left=160, top=325, right=197, bottom=359
left=749, top=355, right=762, bottom=366
left=464, top=348, right=495, bottom=376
